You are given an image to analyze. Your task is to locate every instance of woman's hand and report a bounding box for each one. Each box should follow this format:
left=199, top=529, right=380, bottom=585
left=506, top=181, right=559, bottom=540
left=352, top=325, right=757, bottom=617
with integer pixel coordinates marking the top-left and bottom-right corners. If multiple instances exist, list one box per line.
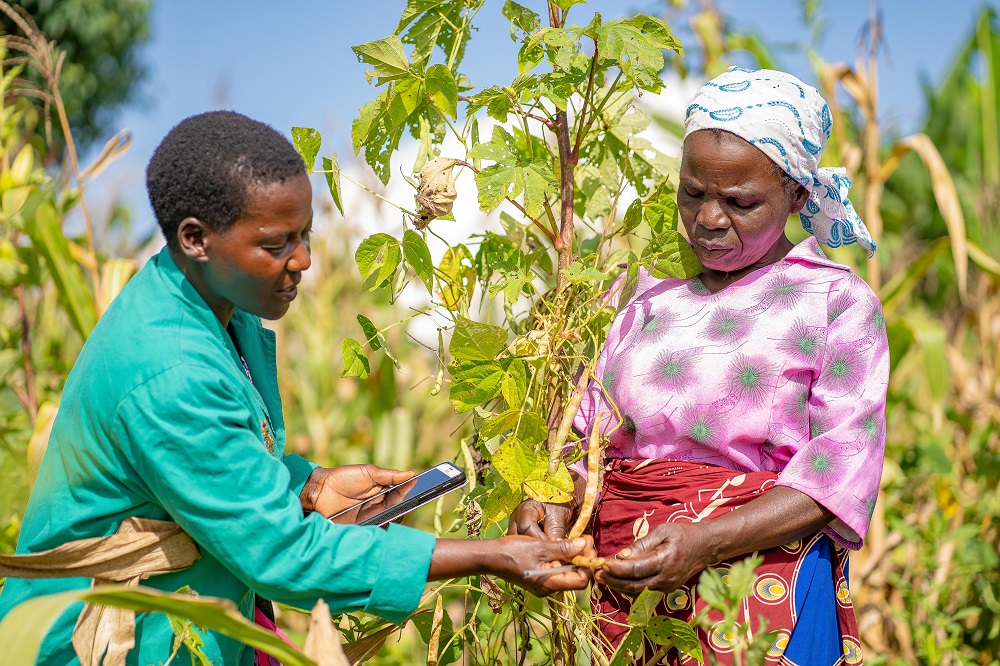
left=509, top=499, right=575, bottom=540
left=509, top=471, right=587, bottom=540
left=596, top=522, right=711, bottom=595
left=300, top=464, right=414, bottom=517
left=428, top=535, right=598, bottom=596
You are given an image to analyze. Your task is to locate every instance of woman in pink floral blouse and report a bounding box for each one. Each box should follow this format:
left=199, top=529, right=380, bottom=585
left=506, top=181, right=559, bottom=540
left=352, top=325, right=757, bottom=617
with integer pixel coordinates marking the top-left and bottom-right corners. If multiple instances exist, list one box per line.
left=512, top=68, right=888, bottom=665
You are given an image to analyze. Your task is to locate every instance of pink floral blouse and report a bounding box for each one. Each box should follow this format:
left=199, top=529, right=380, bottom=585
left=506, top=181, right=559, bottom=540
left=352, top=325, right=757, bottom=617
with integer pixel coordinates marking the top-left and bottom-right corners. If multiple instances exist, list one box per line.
left=573, top=237, right=890, bottom=549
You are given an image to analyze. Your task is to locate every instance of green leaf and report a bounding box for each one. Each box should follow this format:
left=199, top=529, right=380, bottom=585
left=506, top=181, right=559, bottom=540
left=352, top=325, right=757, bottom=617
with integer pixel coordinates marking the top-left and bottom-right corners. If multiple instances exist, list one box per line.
left=621, top=198, right=643, bottom=235
left=342, top=338, right=371, bottom=379
left=291, top=127, right=321, bottom=173
left=641, top=230, right=702, bottom=280
left=468, top=126, right=557, bottom=218
left=502, top=1, right=540, bottom=41
left=449, top=360, right=506, bottom=413
left=628, top=589, right=664, bottom=627
left=595, top=16, right=683, bottom=92
left=481, top=410, right=521, bottom=440
left=482, top=480, right=522, bottom=525
left=352, top=91, right=388, bottom=154
left=481, top=409, right=547, bottom=446
left=425, top=64, right=458, bottom=119
left=492, top=437, right=539, bottom=487
left=355, top=233, right=402, bottom=290
left=608, top=627, right=644, bottom=666
left=396, top=0, right=471, bottom=69
left=402, top=230, right=434, bottom=294
left=25, top=199, right=97, bottom=338
left=644, top=186, right=678, bottom=233
left=501, top=360, right=528, bottom=407
left=467, top=87, right=514, bottom=122
left=438, top=244, right=476, bottom=312
left=0, top=585, right=319, bottom=666
left=351, top=36, right=411, bottom=83
left=524, top=460, right=573, bottom=502
left=646, top=617, right=703, bottom=662
left=450, top=316, right=508, bottom=361
left=322, top=154, right=344, bottom=215
left=356, top=315, right=401, bottom=371
left=562, top=260, right=612, bottom=284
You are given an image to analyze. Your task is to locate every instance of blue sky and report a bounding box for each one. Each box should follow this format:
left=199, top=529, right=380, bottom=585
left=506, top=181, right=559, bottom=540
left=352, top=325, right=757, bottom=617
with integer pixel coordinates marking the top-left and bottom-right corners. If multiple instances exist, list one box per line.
left=84, top=0, right=995, bottom=244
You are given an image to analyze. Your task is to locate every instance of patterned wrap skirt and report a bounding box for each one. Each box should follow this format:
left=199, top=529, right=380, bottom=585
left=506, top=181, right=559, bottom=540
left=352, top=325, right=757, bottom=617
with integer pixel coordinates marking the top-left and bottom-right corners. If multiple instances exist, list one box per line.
left=591, top=459, right=864, bottom=665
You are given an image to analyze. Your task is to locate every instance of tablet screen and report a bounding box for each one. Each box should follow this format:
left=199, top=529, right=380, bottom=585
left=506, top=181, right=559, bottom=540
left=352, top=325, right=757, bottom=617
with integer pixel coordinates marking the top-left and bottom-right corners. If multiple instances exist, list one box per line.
left=327, top=464, right=463, bottom=525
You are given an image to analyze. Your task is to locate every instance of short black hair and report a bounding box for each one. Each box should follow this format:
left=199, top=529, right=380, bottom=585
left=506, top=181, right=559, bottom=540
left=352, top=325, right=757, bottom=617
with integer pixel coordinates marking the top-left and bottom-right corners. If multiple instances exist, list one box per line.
left=146, top=111, right=306, bottom=249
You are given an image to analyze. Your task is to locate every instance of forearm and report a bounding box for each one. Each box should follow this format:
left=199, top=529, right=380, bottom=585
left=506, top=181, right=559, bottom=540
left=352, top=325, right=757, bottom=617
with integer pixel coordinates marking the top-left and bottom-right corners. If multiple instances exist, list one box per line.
left=700, top=486, right=833, bottom=564
left=428, top=538, right=507, bottom=580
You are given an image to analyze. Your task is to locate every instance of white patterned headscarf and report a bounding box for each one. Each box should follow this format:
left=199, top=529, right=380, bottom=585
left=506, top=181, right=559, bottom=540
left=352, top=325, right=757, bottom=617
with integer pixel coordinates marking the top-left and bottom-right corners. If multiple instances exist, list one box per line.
left=684, top=67, right=877, bottom=257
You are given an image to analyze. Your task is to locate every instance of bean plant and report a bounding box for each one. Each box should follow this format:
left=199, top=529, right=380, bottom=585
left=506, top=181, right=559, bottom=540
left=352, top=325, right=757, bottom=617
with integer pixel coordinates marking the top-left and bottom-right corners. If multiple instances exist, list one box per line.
left=292, top=0, right=707, bottom=663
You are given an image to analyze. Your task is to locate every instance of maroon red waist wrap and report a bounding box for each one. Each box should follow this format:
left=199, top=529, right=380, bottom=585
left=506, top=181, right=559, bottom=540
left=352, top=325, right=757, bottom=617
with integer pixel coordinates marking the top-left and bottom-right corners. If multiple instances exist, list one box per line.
left=590, top=459, right=863, bottom=665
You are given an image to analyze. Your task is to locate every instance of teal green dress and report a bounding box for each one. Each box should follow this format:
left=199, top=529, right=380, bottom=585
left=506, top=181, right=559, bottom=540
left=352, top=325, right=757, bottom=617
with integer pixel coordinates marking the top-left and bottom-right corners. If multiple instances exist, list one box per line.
left=0, top=248, right=436, bottom=665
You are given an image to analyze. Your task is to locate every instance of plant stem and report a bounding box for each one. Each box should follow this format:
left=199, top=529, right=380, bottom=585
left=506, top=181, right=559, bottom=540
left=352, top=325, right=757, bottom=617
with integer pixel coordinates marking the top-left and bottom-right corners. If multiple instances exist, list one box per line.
left=14, top=283, right=37, bottom=421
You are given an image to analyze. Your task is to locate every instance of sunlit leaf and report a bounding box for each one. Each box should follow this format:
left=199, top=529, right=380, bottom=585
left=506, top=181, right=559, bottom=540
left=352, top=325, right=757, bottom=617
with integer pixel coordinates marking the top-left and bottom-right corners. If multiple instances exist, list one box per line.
left=450, top=316, right=507, bottom=361
left=291, top=127, right=322, bottom=173
left=608, top=627, right=644, bottom=666
left=646, top=617, right=703, bottom=662
left=502, top=1, right=540, bottom=41
left=355, top=233, right=402, bottom=290
left=402, top=230, right=434, bottom=294
left=341, top=338, right=371, bottom=379
left=628, top=589, right=664, bottom=628
left=425, top=64, right=458, bottom=119
left=641, top=230, right=702, bottom=279
left=322, top=154, right=344, bottom=216
left=351, top=36, right=411, bottom=83
left=449, top=360, right=506, bottom=413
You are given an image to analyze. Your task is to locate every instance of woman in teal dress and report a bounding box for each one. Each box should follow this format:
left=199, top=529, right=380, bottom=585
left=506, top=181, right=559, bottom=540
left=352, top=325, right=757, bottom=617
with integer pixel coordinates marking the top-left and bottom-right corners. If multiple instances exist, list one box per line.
left=0, top=111, right=593, bottom=665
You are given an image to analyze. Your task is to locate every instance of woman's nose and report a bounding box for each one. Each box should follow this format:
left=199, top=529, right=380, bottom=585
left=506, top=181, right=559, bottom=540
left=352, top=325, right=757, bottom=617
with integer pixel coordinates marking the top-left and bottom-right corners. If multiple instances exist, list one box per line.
left=288, top=238, right=311, bottom=273
left=697, top=199, right=730, bottom=230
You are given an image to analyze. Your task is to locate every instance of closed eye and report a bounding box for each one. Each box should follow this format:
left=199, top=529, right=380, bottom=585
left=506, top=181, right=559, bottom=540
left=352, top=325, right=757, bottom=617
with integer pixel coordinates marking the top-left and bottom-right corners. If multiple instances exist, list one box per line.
left=729, top=198, right=759, bottom=210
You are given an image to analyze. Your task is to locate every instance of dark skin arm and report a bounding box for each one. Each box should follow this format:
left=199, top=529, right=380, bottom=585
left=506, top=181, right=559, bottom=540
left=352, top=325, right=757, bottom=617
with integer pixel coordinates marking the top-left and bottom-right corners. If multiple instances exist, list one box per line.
left=597, top=486, right=833, bottom=594
left=300, top=465, right=597, bottom=597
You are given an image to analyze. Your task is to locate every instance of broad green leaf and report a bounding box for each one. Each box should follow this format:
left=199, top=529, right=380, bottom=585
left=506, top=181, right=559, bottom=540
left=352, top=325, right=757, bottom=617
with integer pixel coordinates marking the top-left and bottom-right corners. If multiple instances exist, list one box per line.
left=499, top=211, right=526, bottom=248
left=608, top=627, right=644, bottom=666
left=491, top=437, right=539, bottom=487
left=644, top=186, right=678, bottom=233
left=341, top=338, right=371, bottom=379
left=25, top=199, right=97, bottom=338
left=466, top=87, right=513, bottom=122
left=352, top=91, right=388, bottom=154
left=502, top=1, right=540, bottom=41
left=355, top=233, right=402, bottom=290
left=641, top=230, right=702, bottom=280
left=501, top=360, right=528, bottom=407
left=402, top=230, right=434, bottom=294
left=628, top=589, right=664, bottom=627
left=291, top=127, right=321, bottom=173
left=425, top=64, right=458, bottom=119
left=596, top=16, right=682, bottom=92
left=480, top=409, right=547, bottom=446
left=646, top=617, right=703, bottom=662
left=524, top=459, right=573, bottom=502
left=0, top=585, right=318, bottom=666
left=468, top=127, right=557, bottom=218
left=449, top=361, right=506, bottom=413
left=621, top=198, right=643, bottom=235
left=450, top=316, right=508, bottom=361
left=482, top=480, right=522, bottom=525
left=395, top=0, right=471, bottom=69
left=562, top=261, right=612, bottom=284
left=351, top=36, right=411, bottom=83
left=438, top=245, right=476, bottom=312
left=322, top=154, right=344, bottom=215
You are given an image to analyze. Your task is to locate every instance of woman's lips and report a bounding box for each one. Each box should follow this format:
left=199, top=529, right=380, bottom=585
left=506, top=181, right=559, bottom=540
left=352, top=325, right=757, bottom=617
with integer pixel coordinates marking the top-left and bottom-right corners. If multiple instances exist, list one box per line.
left=276, top=285, right=298, bottom=301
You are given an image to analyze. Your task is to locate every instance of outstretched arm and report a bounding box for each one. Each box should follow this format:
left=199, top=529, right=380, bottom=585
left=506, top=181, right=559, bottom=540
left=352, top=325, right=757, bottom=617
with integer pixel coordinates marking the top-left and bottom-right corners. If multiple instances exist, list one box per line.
left=597, top=485, right=832, bottom=594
